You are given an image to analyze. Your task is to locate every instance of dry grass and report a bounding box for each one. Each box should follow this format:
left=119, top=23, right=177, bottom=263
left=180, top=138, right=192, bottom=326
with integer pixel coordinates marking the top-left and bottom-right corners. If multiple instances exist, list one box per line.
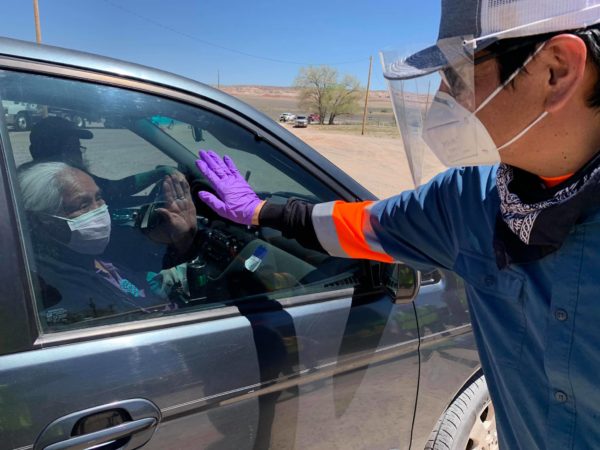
left=223, top=86, right=397, bottom=129
left=303, top=123, right=400, bottom=139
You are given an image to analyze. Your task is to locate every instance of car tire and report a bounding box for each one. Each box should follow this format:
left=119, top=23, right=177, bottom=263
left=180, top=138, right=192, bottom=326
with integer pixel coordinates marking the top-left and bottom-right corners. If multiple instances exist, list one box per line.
left=15, top=112, right=29, bottom=131
left=425, top=374, right=498, bottom=450
left=70, top=114, right=85, bottom=128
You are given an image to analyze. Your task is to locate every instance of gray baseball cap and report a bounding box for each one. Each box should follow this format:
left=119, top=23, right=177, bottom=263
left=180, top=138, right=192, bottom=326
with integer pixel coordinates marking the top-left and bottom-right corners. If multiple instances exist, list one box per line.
left=383, top=0, right=600, bottom=80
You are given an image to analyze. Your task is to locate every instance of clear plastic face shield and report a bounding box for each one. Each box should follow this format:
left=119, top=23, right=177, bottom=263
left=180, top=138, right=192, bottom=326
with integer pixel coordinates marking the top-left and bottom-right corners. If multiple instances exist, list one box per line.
left=381, top=3, right=600, bottom=187
left=381, top=36, right=501, bottom=187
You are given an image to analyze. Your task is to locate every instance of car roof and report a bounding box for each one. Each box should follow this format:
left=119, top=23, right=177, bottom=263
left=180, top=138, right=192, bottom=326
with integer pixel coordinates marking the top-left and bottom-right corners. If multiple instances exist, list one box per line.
left=0, top=37, right=254, bottom=115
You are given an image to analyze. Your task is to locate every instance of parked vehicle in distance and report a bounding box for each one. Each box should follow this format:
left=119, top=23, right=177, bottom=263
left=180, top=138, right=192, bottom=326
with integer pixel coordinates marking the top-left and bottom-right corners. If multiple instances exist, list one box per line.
left=295, top=115, right=309, bottom=128
left=279, top=112, right=292, bottom=122
left=308, top=113, right=320, bottom=123
left=3, top=100, right=42, bottom=131
left=47, top=107, right=97, bottom=128
left=0, top=36, right=489, bottom=450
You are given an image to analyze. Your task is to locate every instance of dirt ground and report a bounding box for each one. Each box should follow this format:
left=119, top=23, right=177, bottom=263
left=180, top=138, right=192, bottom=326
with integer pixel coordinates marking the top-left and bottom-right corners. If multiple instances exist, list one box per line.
left=225, top=86, right=445, bottom=198
left=281, top=122, right=414, bottom=198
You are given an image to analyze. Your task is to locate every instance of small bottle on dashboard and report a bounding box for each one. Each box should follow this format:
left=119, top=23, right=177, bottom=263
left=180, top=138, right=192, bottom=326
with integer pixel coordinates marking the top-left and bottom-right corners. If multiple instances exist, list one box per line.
left=187, top=257, right=208, bottom=300
left=244, top=245, right=267, bottom=273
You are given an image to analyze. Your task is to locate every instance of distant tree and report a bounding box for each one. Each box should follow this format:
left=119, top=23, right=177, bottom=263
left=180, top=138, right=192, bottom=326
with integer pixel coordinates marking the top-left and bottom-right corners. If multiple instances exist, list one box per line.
left=294, top=66, right=362, bottom=125
left=325, top=75, right=362, bottom=125
left=294, top=66, right=336, bottom=125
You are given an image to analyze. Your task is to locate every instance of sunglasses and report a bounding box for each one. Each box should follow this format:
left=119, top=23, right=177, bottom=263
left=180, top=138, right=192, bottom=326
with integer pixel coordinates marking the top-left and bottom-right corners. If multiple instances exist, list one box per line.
left=440, top=37, right=549, bottom=97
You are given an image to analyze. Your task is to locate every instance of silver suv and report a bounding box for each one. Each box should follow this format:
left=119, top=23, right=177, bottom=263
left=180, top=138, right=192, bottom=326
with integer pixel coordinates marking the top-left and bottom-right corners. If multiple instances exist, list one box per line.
left=295, top=115, right=309, bottom=128
left=0, top=37, right=490, bottom=450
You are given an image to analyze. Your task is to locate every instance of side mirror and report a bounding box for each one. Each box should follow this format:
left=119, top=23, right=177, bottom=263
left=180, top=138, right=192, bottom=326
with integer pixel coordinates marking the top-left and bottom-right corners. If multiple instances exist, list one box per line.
left=384, top=263, right=421, bottom=304
left=191, top=126, right=203, bottom=142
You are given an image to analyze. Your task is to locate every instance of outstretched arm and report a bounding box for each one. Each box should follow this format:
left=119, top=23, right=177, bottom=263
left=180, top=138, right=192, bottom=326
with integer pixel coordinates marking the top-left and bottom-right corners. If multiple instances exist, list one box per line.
left=195, top=150, right=391, bottom=261
left=101, top=166, right=177, bottom=200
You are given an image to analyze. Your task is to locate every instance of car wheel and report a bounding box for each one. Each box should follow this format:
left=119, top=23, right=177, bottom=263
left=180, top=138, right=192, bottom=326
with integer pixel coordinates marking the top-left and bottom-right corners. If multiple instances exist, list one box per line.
left=15, top=112, right=29, bottom=131
left=70, top=114, right=85, bottom=128
left=425, top=375, right=498, bottom=450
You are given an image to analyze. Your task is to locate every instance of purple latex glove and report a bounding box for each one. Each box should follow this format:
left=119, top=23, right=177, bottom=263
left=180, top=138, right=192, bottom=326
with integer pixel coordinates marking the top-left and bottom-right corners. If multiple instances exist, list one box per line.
left=195, top=150, right=262, bottom=225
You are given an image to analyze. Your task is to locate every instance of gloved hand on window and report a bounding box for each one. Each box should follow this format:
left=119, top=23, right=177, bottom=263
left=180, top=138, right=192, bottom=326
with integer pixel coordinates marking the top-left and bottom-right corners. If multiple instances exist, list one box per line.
left=195, top=150, right=264, bottom=225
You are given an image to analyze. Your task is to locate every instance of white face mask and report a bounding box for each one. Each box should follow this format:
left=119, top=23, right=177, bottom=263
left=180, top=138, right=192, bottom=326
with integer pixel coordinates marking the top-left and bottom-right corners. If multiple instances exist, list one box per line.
left=422, top=91, right=501, bottom=166
left=422, top=45, right=549, bottom=167
left=57, top=204, right=111, bottom=255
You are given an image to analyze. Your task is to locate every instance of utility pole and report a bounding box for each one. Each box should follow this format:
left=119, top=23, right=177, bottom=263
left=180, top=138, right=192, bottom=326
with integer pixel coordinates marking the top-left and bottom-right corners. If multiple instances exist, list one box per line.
left=33, top=0, right=49, bottom=118
left=361, top=56, right=373, bottom=136
left=33, top=0, right=42, bottom=43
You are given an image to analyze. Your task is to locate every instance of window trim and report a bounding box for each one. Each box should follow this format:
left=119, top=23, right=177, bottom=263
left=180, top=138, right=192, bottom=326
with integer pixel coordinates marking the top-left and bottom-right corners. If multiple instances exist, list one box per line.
left=34, top=288, right=356, bottom=347
left=0, top=100, right=40, bottom=354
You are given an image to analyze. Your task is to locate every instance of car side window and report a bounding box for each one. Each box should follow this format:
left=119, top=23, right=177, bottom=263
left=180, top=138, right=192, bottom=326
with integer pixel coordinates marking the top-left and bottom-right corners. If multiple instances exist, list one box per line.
left=1, top=70, right=367, bottom=334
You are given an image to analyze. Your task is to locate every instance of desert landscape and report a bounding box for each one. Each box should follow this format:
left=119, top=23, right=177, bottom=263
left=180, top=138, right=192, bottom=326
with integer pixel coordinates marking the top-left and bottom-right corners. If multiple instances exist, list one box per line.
left=221, top=85, right=398, bottom=128
left=220, top=85, right=443, bottom=198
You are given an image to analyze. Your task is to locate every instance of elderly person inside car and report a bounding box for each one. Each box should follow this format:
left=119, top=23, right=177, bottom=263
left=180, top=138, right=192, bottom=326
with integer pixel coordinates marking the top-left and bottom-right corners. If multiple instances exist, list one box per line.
left=18, top=161, right=197, bottom=328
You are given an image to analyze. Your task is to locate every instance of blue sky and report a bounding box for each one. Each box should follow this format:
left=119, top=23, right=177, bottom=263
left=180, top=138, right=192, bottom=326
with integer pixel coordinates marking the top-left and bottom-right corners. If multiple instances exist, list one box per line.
left=1, top=0, right=441, bottom=91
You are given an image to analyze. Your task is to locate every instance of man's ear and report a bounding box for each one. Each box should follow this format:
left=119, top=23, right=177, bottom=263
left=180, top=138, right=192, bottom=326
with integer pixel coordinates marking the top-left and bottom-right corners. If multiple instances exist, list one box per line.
left=543, top=34, right=588, bottom=113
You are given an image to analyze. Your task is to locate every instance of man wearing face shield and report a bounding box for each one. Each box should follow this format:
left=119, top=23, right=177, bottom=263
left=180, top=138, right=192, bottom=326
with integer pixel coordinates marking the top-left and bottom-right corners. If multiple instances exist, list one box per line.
left=194, top=1, right=600, bottom=448
left=19, top=162, right=197, bottom=328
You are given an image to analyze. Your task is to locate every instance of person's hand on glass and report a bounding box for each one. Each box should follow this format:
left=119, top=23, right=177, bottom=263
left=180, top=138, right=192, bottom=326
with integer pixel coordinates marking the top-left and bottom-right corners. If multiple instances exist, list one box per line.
left=148, top=171, right=197, bottom=251
left=195, top=150, right=264, bottom=225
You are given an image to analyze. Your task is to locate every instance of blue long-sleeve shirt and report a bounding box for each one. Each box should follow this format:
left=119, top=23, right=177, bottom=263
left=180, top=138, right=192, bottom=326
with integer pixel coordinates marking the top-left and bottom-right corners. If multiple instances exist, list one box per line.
left=262, top=165, right=600, bottom=449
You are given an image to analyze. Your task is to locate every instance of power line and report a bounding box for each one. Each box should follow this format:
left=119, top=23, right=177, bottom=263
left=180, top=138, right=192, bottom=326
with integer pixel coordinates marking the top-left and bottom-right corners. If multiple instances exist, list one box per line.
left=103, top=0, right=369, bottom=66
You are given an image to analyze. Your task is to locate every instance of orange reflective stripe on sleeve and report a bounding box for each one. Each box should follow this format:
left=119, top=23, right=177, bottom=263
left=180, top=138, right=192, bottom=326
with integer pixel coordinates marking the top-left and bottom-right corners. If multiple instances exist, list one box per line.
left=331, top=201, right=393, bottom=262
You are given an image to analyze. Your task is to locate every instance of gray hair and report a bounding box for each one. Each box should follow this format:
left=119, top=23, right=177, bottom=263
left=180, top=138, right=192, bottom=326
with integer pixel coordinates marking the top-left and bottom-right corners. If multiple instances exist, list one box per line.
left=18, top=162, right=78, bottom=215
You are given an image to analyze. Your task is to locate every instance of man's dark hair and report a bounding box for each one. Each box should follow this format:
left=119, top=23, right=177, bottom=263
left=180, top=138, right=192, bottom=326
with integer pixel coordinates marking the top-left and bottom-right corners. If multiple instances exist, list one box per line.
left=487, top=25, right=600, bottom=109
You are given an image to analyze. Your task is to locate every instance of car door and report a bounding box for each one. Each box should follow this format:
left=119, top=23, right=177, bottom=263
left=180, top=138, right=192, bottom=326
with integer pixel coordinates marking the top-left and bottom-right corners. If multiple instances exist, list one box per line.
left=0, top=43, right=420, bottom=450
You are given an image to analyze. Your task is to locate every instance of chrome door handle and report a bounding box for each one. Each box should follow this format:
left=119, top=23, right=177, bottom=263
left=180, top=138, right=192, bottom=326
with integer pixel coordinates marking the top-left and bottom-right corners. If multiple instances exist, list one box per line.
left=34, top=399, right=161, bottom=450
left=43, top=417, right=156, bottom=450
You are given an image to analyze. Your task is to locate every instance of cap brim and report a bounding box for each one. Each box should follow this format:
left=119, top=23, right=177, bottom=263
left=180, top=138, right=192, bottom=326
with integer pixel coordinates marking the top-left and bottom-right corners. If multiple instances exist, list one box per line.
left=382, top=38, right=498, bottom=81
left=383, top=45, right=448, bottom=81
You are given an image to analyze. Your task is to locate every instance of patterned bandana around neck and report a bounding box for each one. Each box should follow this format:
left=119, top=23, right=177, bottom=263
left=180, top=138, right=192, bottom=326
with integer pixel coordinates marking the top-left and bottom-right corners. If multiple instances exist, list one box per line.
left=493, top=152, right=600, bottom=269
